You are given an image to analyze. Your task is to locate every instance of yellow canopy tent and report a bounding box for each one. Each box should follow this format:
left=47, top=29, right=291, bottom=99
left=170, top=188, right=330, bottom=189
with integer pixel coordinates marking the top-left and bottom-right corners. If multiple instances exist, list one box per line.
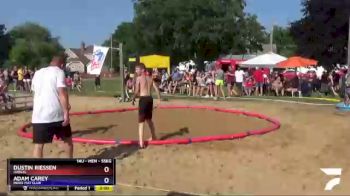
left=140, top=54, right=170, bottom=73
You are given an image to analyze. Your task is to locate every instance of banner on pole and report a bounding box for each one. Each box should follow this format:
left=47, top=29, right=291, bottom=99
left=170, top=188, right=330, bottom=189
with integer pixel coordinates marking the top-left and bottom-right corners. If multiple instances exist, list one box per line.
left=87, top=45, right=109, bottom=75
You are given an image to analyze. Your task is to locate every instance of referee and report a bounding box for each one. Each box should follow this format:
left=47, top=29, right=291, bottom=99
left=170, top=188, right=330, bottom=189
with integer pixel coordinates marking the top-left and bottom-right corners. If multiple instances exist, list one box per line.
left=31, top=54, right=73, bottom=158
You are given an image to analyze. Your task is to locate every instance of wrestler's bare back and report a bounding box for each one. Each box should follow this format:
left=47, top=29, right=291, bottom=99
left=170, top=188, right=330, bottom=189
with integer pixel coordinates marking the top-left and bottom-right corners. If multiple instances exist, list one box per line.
left=136, top=75, right=154, bottom=97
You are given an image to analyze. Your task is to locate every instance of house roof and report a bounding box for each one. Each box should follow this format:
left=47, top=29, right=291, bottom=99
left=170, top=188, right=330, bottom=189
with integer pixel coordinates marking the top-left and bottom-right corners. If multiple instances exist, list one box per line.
left=69, top=47, right=92, bottom=65
left=85, top=45, right=93, bottom=53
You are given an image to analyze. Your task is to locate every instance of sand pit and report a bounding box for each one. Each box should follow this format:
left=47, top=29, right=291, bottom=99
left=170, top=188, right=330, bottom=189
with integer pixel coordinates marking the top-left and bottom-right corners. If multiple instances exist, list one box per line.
left=2, top=96, right=350, bottom=195
left=19, top=106, right=279, bottom=145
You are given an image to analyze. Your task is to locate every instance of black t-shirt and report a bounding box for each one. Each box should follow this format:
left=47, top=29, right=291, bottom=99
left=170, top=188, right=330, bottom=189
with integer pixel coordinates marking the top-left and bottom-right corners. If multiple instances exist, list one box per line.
left=124, top=74, right=130, bottom=84
left=12, top=71, right=18, bottom=79
left=290, top=77, right=299, bottom=88
left=334, top=73, right=340, bottom=84
left=321, top=74, right=328, bottom=83
left=24, top=71, right=31, bottom=79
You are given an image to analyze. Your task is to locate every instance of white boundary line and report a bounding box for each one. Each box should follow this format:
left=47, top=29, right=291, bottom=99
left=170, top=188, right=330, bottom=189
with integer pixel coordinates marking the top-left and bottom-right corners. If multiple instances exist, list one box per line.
left=230, top=97, right=335, bottom=106
left=163, top=94, right=336, bottom=106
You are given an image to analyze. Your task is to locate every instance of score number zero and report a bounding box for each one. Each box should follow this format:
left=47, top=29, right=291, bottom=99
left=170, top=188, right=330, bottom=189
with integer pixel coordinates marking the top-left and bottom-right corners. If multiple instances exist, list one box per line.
left=104, top=166, right=110, bottom=184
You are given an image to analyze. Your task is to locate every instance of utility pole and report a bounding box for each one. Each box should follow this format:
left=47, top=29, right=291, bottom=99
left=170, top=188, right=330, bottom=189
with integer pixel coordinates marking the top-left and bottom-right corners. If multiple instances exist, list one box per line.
left=109, top=34, right=125, bottom=102
left=270, top=25, right=274, bottom=52
left=110, top=34, right=113, bottom=70
left=119, top=43, right=125, bottom=102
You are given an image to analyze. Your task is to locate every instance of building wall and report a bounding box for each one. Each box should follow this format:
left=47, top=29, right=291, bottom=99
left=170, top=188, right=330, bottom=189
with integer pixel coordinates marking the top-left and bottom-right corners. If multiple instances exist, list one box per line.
left=67, top=61, right=85, bottom=73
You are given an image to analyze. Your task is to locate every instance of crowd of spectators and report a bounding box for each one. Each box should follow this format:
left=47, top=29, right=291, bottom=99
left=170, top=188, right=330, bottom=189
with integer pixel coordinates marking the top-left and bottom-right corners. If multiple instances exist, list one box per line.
left=124, top=65, right=349, bottom=100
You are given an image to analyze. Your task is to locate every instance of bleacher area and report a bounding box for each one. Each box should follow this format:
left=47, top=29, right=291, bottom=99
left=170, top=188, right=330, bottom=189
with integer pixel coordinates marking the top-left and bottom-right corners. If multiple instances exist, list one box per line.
left=0, top=93, right=33, bottom=112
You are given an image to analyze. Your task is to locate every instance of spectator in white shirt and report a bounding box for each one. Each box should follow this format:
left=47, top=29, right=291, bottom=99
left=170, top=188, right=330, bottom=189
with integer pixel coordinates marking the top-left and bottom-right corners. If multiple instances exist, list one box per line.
left=235, top=67, right=245, bottom=96
left=31, top=55, right=73, bottom=158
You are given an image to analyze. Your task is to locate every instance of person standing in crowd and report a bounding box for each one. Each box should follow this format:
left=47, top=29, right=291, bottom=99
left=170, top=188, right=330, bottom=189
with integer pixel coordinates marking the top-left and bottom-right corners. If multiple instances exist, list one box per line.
left=17, top=66, right=24, bottom=91
left=160, top=70, right=169, bottom=93
left=0, top=73, right=10, bottom=110
left=191, top=70, right=198, bottom=96
left=225, top=66, right=237, bottom=97
left=343, top=69, right=350, bottom=106
left=205, top=71, right=215, bottom=98
left=333, top=69, right=341, bottom=92
left=3, top=68, right=9, bottom=85
left=328, top=70, right=338, bottom=96
left=214, top=66, right=225, bottom=100
left=31, top=55, right=73, bottom=158
left=23, top=66, right=31, bottom=92
left=94, top=75, right=101, bottom=91
left=125, top=74, right=135, bottom=100
left=11, top=66, right=18, bottom=91
left=235, top=67, right=245, bottom=96
left=152, top=68, right=161, bottom=86
left=253, top=67, right=264, bottom=96
left=320, top=71, right=330, bottom=96
left=196, top=72, right=207, bottom=97
left=171, top=69, right=182, bottom=94
left=73, top=72, right=82, bottom=92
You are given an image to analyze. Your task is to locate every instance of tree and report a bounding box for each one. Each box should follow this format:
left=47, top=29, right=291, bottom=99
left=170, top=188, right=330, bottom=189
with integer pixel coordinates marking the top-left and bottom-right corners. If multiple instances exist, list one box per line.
left=240, top=14, right=266, bottom=54
left=9, top=22, right=63, bottom=68
left=0, top=24, right=11, bottom=66
left=291, top=0, right=350, bottom=67
left=105, top=0, right=266, bottom=69
left=103, top=22, right=138, bottom=70
left=133, top=0, right=266, bottom=66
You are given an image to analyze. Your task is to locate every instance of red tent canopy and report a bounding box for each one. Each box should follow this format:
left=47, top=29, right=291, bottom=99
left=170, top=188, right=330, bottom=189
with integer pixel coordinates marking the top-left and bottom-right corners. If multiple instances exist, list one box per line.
left=215, top=58, right=245, bottom=70
left=277, top=56, right=318, bottom=68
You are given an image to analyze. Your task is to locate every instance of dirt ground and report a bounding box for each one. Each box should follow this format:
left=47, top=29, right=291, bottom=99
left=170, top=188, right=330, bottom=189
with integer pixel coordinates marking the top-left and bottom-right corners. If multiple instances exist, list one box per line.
left=26, top=108, right=270, bottom=141
left=1, top=96, right=350, bottom=195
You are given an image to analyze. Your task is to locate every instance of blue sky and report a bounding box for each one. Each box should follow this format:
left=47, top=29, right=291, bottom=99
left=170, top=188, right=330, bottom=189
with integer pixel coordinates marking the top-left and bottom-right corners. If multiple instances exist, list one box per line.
left=1, top=0, right=303, bottom=48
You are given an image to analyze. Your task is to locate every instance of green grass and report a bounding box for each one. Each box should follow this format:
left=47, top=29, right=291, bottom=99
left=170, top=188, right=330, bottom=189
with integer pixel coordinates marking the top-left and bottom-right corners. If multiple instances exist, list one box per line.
left=70, top=77, right=122, bottom=97
left=73, top=77, right=339, bottom=104
left=9, top=77, right=340, bottom=104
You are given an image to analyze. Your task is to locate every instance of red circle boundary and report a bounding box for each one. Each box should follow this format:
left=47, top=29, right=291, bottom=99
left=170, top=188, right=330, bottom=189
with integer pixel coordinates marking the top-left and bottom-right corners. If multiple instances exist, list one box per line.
left=17, top=105, right=281, bottom=145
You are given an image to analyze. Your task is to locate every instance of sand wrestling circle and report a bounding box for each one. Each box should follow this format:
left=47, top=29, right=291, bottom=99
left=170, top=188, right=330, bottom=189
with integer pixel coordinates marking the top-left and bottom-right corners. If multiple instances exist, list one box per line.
left=18, top=105, right=281, bottom=145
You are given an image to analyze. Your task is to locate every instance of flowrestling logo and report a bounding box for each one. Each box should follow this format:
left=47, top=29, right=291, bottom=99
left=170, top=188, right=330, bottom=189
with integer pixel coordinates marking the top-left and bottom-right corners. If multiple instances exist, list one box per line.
left=321, top=168, right=342, bottom=191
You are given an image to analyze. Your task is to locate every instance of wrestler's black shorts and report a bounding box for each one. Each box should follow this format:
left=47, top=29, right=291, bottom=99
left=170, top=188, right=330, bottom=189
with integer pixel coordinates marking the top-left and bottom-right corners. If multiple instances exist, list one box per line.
left=32, top=121, right=72, bottom=144
left=139, top=96, right=153, bottom=123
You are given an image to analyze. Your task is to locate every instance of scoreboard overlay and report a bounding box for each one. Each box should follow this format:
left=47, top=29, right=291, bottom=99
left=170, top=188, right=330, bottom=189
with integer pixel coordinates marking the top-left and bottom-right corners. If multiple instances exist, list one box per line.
left=7, top=158, right=115, bottom=192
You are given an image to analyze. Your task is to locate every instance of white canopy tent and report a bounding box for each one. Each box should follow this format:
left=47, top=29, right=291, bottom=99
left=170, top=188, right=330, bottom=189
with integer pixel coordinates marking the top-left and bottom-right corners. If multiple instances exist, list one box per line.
left=239, top=52, right=287, bottom=68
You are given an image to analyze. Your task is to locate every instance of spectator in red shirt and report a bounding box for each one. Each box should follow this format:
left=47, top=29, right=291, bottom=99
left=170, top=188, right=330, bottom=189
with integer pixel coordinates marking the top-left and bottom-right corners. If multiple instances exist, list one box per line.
left=243, top=77, right=254, bottom=96
left=253, top=68, right=264, bottom=96
left=225, top=66, right=238, bottom=97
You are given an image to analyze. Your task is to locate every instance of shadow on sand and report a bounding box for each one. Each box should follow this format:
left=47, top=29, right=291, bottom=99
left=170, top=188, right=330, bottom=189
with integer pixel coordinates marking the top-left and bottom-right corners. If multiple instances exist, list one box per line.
left=88, top=145, right=140, bottom=160
left=72, top=125, right=117, bottom=137
left=87, top=127, right=190, bottom=160
left=160, top=127, right=189, bottom=140
left=167, top=191, right=198, bottom=196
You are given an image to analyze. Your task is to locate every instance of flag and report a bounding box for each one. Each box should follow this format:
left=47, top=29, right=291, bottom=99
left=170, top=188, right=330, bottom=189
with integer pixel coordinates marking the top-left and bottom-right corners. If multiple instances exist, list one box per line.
left=87, top=45, right=109, bottom=75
